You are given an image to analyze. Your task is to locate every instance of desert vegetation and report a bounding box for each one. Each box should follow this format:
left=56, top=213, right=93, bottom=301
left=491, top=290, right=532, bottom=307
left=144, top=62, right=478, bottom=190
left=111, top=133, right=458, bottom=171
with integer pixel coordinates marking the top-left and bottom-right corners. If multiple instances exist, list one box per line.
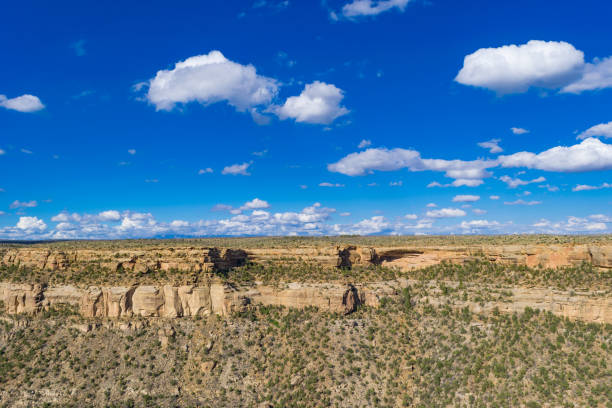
left=0, top=289, right=610, bottom=407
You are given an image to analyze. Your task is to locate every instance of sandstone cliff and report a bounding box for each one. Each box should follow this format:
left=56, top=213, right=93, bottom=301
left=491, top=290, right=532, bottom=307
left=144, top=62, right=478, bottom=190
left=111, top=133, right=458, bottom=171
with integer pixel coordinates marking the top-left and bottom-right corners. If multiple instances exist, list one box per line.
left=1, top=279, right=610, bottom=324
left=2, top=244, right=611, bottom=275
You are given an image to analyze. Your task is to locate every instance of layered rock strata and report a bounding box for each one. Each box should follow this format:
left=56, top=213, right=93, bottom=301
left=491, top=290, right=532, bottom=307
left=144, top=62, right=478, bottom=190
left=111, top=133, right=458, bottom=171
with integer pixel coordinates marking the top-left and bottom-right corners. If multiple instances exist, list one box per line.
left=1, top=244, right=611, bottom=274
left=1, top=280, right=610, bottom=324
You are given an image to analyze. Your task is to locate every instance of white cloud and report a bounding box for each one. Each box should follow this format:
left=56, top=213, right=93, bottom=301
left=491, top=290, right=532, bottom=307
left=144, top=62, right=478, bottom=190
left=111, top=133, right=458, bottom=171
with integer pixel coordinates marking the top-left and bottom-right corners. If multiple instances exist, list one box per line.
left=21, top=148, right=33, bottom=154
left=561, top=56, right=612, bottom=93
left=389, top=181, right=402, bottom=186
left=3, top=202, right=609, bottom=239
left=590, top=214, right=612, bottom=223
left=472, top=208, right=487, bottom=215
left=128, top=149, right=136, bottom=155
left=9, top=200, right=38, bottom=209
left=240, top=198, right=270, bottom=210
left=577, top=121, right=612, bottom=140
left=340, top=0, right=411, bottom=19
left=504, top=199, right=542, bottom=206
left=170, top=220, right=189, bottom=228
left=358, top=139, right=372, bottom=149
left=339, top=212, right=351, bottom=216
left=143, top=50, right=278, bottom=114
left=0, top=149, right=5, bottom=155
left=222, top=162, right=251, bottom=176
left=272, top=81, right=349, bottom=124
left=343, top=216, right=389, bottom=235
left=499, top=175, right=546, bottom=188
left=212, top=198, right=270, bottom=215
left=460, top=219, right=500, bottom=230
left=98, top=210, right=121, bottom=221
left=426, top=203, right=437, bottom=208
left=451, top=179, right=484, bottom=187
left=511, top=127, right=529, bottom=135
left=539, top=184, right=559, bottom=192
left=489, top=195, right=500, bottom=200
left=16, top=217, right=47, bottom=231
left=426, top=208, right=466, bottom=218
left=477, top=139, right=502, bottom=154
left=452, top=195, right=480, bottom=202
left=532, top=216, right=609, bottom=233
left=0, top=94, right=45, bottom=113
left=456, top=40, right=612, bottom=95
left=328, top=147, right=495, bottom=185
left=198, top=168, right=213, bottom=175
left=572, top=182, right=611, bottom=192
left=455, top=40, right=584, bottom=93
left=429, top=179, right=484, bottom=187
left=498, top=138, right=612, bottom=172
left=319, top=182, right=345, bottom=187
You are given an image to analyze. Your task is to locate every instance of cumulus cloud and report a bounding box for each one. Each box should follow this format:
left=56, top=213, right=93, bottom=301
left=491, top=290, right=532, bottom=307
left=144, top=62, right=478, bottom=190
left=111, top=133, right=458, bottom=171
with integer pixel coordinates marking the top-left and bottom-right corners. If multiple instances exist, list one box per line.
left=212, top=198, right=270, bottom=215
left=477, top=139, right=503, bottom=154
left=404, top=214, right=417, bottom=220
left=272, top=81, right=349, bottom=125
left=452, top=195, right=480, bottom=202
left=456, top=40, right=612, bottom=95
left=572, top=182, right=611, bottom=192
left=0, top=94, right=45, bottom=113
left=222, top=162, right=251, bottom=176
left=511, top=127, right=529, bottom=135
left=328, top=147, right=495, bottom=185
left=9, top=200, right=38, bottom=209
left=339, top=0, right=411, bottom=19
left=498, top=138, right=612, bottom=172
left=577, top=121, right=612, bottom=140
left=455, top=40, right=584, bottom=93
left=16, top=217, right=47, bottom=231
left=426, top=208, right=466, bottom=218
left=98, top=210, right=121, bottom=221
left=143, top=50, right=278, bottom=114
left=561, top=56, right=612, bottom=93
left=499, top=175, right=546, bottom=188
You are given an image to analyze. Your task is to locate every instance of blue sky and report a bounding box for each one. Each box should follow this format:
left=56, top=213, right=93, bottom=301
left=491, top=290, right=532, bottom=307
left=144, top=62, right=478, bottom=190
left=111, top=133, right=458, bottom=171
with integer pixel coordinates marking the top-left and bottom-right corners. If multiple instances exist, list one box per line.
left=1, top=0, right=612, bottom=238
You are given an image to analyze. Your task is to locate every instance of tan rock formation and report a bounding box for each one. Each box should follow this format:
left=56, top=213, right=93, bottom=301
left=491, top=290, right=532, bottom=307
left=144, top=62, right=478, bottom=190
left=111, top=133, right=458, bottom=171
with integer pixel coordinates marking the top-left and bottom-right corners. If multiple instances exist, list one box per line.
left=2, top=244, right=612, bottom=275
left=0, top=279, right=610, bottom=323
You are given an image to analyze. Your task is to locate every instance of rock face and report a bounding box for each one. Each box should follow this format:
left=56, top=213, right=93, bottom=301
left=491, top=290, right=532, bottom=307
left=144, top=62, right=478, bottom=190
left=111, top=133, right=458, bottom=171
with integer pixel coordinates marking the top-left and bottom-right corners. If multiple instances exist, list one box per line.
left=0, top=247, right=249, bottom=275
left=0, top=283, right=45, bottom=314
left=1, top=280, right=610, bottom=323
left=3, top=244, right=611, bottom=275
left=342, top=285, right=361, bottom=314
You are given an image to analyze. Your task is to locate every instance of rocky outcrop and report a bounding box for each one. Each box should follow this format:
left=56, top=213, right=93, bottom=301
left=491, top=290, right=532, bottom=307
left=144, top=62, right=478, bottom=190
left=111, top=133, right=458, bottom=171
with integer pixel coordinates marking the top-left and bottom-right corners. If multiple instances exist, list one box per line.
left=342, top=285, right=361, bottom=314
left=2, top=279, right=609, bottom=323
left=3, top=244, right=612, bottom=274
left=0, top=283, right=45, bottom=314
left=0, top=247, right=249, bottom=275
